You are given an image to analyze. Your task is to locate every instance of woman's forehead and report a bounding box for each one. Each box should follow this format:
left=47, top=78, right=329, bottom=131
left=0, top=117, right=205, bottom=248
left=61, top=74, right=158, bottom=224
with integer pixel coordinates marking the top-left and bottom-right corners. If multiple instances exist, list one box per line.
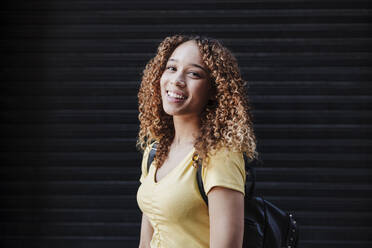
left=170, top=41, right=202, bottom=62
left=168, top=40, right=208, bottom=72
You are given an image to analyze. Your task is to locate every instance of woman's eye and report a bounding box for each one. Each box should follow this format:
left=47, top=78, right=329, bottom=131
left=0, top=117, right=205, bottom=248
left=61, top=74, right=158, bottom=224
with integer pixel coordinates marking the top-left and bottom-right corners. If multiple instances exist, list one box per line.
left=190, top=72, right=200, bottom=77
left=166, top=66, right=200, bottom=78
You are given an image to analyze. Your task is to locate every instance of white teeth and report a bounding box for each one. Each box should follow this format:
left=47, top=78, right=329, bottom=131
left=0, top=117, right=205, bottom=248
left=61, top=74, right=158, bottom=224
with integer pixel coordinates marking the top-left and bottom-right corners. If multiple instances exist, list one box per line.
left=167, top=91, right=186, bottom=99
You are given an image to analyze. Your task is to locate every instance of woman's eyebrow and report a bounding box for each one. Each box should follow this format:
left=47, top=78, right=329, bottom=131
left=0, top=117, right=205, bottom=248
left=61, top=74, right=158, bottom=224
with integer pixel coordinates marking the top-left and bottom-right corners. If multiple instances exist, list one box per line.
left=168, top=58, right=208, bottom=73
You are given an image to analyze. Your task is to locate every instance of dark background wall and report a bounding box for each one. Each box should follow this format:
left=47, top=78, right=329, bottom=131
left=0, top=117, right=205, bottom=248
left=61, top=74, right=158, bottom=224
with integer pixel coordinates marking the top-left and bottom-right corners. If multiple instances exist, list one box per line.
left=1, top=0, right=371, bottom=247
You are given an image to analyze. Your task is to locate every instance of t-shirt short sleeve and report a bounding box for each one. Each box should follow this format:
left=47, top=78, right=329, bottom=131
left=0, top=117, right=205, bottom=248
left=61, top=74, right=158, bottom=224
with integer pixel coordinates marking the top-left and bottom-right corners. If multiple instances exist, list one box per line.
left=139, top=143, right=153, bottom=183
left=202, top=147, right=246, bottom=196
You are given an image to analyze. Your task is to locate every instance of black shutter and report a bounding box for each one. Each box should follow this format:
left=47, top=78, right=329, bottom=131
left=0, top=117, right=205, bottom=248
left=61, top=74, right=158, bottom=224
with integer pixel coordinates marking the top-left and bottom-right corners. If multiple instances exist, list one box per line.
left=1, top=1, right=371, bottom=248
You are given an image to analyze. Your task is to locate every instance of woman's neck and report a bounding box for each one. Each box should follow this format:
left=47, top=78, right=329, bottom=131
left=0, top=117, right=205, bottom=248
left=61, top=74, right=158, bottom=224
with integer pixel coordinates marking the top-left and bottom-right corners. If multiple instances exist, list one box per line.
left=172, top=114, right=201, bottom=147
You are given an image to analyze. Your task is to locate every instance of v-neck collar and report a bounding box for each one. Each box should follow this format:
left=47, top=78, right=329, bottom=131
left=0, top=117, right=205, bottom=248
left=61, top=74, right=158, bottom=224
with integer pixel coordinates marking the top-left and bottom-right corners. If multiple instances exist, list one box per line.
left=153, top=147, right=195, bottom=184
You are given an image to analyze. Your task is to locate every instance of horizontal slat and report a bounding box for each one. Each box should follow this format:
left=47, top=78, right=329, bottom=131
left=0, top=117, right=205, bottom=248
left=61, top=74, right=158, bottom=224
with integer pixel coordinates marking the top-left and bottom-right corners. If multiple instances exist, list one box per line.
left=300, top=225, right=372, bottom=241
left=300, top=240, right=372, bottom=248
left=0, top=237, right=138, bottom=248
left=1, top=195, right=138, bottom=209
left=0, top=209, right=142, bottom=223
left=2, top=9, right=371, bottom=25
left=2, top=67, right=371, bottom=82
left=2, top=223, right=371, bottom=241
left=1, top=237, right=368, bottom=248
left=1, top=152, right=371, bottom=168
left=2, top=0, right=371, bottom=11
left=2, top=81, right=371, bottom=97
left=2, top=89, right=372, bottom=101
left=1, top=209, right=370, bottom=226
left=4, top=24, right=371, bottom=40
left=2, top=52, right=371, bottom=68
left=2, top=196, right=371, bottom=211
left=296, top=211, right=372, bottom=226
left=1, top=222, right=141, bottom=236
left=3, top=238, right=371, bottom=248
left=0, top=124, right=138, bottom=138
left=0, top=138, right=139, bottom=152
left=1, top=150, right=371, bottom=162
left=2, top=38, right=372, bottom=53
left=1, top=110, right=371, bottom=124
left=1, top=137, right=371, bottom=153
left=255, top=167, right=372, bottom=183
left=2, top=166, right=372, bottom=183
left=2, top=181, right=371, bottom=198
left=0, top=124, right=371, bottom=138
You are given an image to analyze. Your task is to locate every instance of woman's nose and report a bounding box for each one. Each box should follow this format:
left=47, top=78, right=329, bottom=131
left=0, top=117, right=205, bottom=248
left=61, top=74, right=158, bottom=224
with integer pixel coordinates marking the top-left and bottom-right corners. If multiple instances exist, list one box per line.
left=171, top=77, right=186, bottom=87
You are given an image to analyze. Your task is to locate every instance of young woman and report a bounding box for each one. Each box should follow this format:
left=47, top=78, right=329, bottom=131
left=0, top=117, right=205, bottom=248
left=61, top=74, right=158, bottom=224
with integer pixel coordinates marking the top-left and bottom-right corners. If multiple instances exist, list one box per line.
left=136, top=34, right=258, bottom=248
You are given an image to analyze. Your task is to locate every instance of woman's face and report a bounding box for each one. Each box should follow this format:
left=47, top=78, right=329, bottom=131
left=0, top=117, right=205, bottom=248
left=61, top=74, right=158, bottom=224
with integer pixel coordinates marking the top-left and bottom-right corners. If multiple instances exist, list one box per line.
left=160, top=40, right=212, bottom=117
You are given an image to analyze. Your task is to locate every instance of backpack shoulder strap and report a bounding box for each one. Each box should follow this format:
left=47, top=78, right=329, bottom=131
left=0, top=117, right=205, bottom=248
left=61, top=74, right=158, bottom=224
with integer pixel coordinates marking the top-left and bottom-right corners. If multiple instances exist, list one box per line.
left=196, top=153, right=257, bottom=206
left=196, top=159, right=209, bottom=206
left=244, top=155, right=256, bottom=198
left=146, top=142, right=158, bottom=173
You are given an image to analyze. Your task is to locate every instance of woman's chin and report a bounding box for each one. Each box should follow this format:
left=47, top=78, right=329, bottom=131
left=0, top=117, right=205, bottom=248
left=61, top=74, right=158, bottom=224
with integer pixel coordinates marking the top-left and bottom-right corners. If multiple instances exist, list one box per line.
left=163, top=108, right=181, bottom=116
left=163, top=102, right=182, bottom=115
left=163, top=107, right=192, bottom=117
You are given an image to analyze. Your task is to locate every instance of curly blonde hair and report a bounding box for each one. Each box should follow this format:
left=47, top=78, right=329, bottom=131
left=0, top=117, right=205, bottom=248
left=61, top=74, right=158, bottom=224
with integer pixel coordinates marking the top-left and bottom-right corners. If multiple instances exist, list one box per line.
left=136, top=34, right=259, bottom=168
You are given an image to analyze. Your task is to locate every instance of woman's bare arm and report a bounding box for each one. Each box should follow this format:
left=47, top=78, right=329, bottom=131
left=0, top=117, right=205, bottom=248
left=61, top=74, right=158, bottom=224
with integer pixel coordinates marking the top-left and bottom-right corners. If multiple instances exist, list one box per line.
left=208, top=186, right=245, bottom=248
left=138, top=213, right=154, bottom=248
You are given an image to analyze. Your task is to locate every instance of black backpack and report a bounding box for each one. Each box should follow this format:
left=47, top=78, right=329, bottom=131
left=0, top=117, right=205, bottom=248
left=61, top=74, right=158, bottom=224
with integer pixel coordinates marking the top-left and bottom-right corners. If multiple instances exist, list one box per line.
left=146, top=143, right=299, bottom=248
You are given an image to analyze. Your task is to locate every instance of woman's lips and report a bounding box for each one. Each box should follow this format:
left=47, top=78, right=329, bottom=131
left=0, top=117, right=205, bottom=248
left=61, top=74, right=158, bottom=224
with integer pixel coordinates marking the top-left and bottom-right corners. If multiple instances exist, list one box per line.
left=166, top=90, right=187, bottom=103
left=167, top=95, right=186, bottom=103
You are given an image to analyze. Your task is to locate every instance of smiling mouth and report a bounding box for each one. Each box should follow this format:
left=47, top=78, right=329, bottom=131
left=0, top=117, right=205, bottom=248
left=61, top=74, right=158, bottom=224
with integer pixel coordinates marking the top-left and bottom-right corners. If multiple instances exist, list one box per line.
left=166, top=90, right=188, bottom=100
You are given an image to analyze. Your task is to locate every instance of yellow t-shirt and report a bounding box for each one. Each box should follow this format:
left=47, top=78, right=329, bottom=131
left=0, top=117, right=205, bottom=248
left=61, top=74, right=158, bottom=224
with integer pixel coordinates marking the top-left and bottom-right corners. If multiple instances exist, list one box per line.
left=136, top=143, right=246, bottom=248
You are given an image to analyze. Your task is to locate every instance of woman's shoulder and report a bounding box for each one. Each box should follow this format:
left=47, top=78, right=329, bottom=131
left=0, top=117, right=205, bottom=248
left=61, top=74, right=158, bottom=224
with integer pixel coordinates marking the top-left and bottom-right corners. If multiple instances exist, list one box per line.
left=203, top=145, right=244, bottom=171
left=207, top=146, right=244, bottom=162
left=201, top=145, right=246, bottom=196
